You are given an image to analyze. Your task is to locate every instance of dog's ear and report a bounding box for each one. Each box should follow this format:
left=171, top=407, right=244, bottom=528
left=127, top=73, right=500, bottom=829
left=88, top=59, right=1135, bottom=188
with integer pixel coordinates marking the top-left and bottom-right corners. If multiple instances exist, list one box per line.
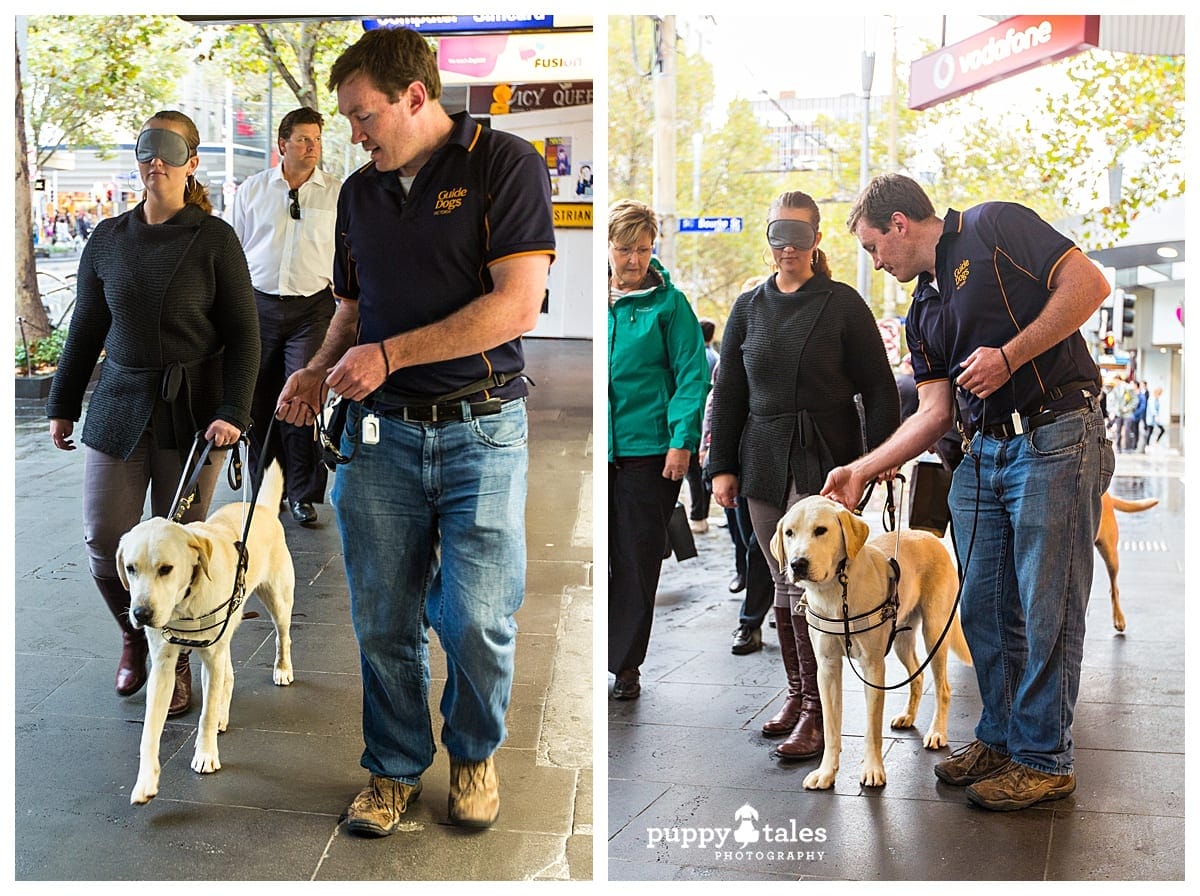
left=115, top=540, right=130, bottom=589
left=187, top=531, right=214, bottom=581
left=838, top=508, right=870, bottom=560
left=771, top=519, right=788, bottom=570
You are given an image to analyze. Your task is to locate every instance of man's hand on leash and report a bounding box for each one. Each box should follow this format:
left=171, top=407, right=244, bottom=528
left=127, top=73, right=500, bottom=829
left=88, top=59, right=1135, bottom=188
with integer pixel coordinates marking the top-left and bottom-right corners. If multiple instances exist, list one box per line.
left=957, top=345, right=1012, bottom=399
left=276, top=367, right=328, bottom=426
left=325, top=342, right=390, bottom=403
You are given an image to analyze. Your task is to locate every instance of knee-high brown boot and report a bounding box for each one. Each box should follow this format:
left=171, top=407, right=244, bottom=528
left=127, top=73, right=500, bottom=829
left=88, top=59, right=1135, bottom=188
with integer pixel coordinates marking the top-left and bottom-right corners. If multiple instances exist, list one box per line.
left=761, top=607, right=803, bottom=736
left=168, top=651, right=192, bottom=717
left=94, top=576, right=149, bottom=696
left=772, top=611, right=824, bottom=761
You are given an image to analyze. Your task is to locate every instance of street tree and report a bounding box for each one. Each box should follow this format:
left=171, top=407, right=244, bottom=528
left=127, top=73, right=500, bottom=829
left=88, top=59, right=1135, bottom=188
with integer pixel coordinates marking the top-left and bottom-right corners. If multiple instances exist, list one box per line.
left=1030, top=50, right=1185, bottom=247
left=15, top=36, right=48, bottom=346
left=23, top=15, right=195, bottom=169
left=199, top=19, right=367, bottom=171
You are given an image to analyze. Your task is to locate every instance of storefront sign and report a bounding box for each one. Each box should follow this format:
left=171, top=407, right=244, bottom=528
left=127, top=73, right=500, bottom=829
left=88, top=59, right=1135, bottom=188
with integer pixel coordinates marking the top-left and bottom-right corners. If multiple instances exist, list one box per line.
left=469, top=81, right=593, bottom=115
left=438, top=31, right=593, bottom=84
left=909, top=15, right=1099, bottom=110
left=552, top=203, right=592, bottom=229
left=364, top=15, right=555, bottom=33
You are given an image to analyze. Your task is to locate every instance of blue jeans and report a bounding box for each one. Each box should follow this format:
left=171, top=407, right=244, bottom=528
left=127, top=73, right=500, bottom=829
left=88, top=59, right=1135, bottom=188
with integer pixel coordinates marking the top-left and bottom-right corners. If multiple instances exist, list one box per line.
left=331, top=398, right=528, bottom=783
left=949, top=402, right=1114, bottom=774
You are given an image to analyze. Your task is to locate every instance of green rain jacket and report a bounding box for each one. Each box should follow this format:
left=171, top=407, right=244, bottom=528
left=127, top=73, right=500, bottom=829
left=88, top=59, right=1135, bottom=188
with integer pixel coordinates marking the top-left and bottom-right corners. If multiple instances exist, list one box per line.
left=607, top=258, right=710, bottom=462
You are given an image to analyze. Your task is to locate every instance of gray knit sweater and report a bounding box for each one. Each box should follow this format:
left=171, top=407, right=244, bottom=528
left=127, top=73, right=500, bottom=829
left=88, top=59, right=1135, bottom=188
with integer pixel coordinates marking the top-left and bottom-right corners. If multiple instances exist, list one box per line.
left=46, top=202, right=259, bottom=460
left=707, top=272, right=899, bottom=509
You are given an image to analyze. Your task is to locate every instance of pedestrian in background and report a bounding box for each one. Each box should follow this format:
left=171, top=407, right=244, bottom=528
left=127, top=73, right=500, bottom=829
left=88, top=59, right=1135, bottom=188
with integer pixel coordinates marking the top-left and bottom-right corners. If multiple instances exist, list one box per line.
left=825, top=172, right=1113, bottom=811
left=708, top=190, right=899, bottom=762
left=608, top=198, right=709, bottom=701
left=685, top=317, right=719, bottom=534
left=230, top=106, right=341, bottom=527
left=47, top=110, right=259, bottom=719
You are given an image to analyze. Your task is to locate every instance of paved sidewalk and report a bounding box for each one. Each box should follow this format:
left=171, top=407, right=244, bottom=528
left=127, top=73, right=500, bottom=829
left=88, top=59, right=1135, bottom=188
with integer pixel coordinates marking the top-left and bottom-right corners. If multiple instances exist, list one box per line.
left=609, top=444, right=1186, bottom=881
left=12, top=337, right=594, bottom=882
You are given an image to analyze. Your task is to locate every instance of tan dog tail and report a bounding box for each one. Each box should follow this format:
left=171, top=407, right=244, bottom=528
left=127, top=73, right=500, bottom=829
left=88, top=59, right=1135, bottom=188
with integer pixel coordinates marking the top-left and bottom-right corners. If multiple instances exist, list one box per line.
left=1108, top=495, right=1159, bottom=514
left=256, top=461, right=287, bottom=515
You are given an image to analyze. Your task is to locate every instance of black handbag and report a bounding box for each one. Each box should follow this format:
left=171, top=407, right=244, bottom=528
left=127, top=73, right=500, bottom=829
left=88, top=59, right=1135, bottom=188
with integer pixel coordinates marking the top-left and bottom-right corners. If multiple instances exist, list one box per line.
left=664, top=501, right=698, bottom=561
left=908, top=459, right=953, bottom=537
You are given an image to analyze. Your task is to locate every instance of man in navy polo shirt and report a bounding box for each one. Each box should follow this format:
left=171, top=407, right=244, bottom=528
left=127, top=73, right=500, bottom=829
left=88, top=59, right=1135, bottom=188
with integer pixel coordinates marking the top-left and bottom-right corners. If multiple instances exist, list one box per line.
left=824, top=173, right=1113, bottom=811
left=276, top=25, right=554, bottom=835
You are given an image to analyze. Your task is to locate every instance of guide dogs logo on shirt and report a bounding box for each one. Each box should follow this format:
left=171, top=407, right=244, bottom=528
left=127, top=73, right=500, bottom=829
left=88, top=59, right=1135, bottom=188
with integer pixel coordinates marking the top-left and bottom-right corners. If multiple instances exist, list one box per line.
left=435, top=187, right=468, bottom=215
left=954, top=258, right=970, bottom=289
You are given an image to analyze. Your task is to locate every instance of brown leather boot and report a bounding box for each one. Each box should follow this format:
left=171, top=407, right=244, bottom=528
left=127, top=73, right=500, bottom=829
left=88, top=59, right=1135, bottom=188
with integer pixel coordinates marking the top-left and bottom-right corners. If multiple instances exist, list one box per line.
left=761, top=607, right=803, bottom=736
left=168, top=652, right=192, bottom=717
left=94, top=576, right=149, bottom=697
left=772, top=612, right=824, bottom=761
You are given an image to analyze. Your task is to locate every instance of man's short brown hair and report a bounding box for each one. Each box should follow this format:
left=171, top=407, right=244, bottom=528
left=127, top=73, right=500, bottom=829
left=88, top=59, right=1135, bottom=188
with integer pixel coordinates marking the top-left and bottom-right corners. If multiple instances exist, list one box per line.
left=327, top=26, right=441, bottom=101
left=278, top=107, right=323, bottom=142
left=847, top=173, right=936, bottom=235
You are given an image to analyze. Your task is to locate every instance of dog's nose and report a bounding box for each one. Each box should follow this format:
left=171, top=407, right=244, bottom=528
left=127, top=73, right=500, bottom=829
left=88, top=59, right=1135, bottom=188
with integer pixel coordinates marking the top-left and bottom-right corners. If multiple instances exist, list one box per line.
left=789, top=557, right=809, bottom=579
left=131, top=605, right=153, bottom=628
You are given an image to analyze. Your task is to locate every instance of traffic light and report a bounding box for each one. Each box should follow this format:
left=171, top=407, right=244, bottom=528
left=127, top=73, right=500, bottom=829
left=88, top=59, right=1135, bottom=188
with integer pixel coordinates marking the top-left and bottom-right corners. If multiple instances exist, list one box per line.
left=1120, top=291, right=1136, bottom=341
left=1102, top=332, right=1116, bottom=354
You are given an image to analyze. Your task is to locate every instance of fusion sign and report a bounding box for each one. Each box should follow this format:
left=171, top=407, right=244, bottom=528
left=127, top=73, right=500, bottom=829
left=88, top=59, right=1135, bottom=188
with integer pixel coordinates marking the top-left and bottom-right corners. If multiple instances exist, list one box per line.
left=909, top=15, right=1099, bottom=110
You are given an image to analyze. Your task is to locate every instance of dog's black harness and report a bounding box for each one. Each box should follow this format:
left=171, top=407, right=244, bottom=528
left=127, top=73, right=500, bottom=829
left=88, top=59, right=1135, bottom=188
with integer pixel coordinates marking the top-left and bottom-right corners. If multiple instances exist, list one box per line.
left=158, top=421, right=273, bottom=648
left=802, top=555, right=906, bottom=656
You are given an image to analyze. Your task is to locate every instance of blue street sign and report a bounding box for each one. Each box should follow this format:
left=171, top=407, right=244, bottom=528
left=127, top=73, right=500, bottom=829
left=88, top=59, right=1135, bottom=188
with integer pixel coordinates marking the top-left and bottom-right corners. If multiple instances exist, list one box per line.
left=364, top=16, right=554, bottom=32
left=678, top=216, right=744, bottom=234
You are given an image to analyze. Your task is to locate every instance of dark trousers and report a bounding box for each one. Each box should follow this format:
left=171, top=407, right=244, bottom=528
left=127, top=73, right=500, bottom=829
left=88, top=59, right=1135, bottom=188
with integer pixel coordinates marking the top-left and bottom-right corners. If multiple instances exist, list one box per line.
left=609, top=456, right=682, bottom=674
left=684, top=454, right=710, bottom=521
left=734, top=500, right=773, bottom=629
left=249, top=288, right=335, bottom=503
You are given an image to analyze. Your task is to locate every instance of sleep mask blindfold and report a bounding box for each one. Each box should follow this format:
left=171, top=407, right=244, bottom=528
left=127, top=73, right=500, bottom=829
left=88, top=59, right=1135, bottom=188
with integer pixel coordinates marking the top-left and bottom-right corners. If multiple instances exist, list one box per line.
left=135, top=129, right=192, bottom=168
left=766, top=219, right=817, bottom=251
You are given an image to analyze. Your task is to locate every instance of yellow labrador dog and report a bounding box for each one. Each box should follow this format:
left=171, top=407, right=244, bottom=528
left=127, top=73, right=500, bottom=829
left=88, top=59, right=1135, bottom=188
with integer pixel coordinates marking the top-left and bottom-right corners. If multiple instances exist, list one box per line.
left=116, top=461, right=295, bottom=805
left=772, top=495, right=971, bottom=791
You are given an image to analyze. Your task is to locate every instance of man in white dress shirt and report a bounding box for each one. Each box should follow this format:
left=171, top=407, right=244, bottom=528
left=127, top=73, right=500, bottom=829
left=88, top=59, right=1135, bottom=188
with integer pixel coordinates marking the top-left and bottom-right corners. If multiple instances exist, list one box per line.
left=230, top=106, right=342, bottom=525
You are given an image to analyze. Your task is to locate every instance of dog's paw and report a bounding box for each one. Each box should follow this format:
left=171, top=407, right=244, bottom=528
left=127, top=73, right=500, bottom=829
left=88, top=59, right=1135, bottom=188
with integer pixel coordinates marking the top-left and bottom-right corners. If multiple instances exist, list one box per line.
left=860, top=764, right=887, bottom=787
left=191, top=751, right=222, bottom=774
left=1113, top=610, right=1126, bottom=633
left=803, top=768, right=837, bottom=790
left=130, top=777, right=158, bottom=805
left=923, top=730, right=948, bottom=750
left=273, top=665, right=294, bottom=686
left=890, top=712, right=915, bottom=730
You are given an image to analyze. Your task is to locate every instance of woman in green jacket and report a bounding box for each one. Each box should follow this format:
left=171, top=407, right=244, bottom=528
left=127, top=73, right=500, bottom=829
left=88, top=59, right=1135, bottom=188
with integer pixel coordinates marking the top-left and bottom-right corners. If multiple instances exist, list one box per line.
left=607, top=199, right=709, bottom=700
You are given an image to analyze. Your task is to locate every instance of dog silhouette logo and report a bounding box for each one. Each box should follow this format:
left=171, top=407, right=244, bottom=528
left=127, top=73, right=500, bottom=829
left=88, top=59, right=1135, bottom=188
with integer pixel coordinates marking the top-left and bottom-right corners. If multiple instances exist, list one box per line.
left=732, top=803, right=760, bottom=847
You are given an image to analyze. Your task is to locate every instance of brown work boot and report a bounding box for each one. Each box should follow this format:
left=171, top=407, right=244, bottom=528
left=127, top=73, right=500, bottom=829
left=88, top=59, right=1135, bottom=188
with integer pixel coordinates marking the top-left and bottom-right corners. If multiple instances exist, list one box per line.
left=448, top=756, right=500, bottom=828
left=344, top=774, right=423, bottom=837
left=966, top=760, right=1076, bottom=811
left=934, top=739, right=1011, bottom=786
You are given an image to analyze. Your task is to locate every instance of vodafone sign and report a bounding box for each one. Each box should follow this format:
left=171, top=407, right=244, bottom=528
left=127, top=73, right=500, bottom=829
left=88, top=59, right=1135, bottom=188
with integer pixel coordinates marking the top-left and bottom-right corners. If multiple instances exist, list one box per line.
left=909, top=15, right=1099, bottom=110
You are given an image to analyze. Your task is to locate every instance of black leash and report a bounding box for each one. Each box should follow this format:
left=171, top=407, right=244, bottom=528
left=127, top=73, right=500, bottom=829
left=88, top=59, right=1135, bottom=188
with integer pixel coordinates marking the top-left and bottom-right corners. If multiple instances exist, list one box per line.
left=159, top=419, right=275, bottom=648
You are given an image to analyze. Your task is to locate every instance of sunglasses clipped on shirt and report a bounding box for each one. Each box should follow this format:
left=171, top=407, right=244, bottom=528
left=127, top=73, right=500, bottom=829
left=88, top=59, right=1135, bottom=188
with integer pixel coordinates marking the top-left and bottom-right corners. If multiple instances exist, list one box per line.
left=288, top=188, right=301, bottom=220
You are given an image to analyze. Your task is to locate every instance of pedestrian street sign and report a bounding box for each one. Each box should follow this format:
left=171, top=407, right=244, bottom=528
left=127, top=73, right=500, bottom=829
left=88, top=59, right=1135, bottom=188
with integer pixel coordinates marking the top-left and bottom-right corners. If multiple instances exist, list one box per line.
left=679, top=216, right=744, bottom=234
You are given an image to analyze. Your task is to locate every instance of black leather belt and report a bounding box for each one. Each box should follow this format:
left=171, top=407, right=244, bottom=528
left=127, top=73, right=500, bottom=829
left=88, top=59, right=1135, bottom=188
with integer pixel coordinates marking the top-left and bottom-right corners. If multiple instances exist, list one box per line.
left=977, top=389, right=1096, bottom=440
left=374, top=397, right=507, bottom=423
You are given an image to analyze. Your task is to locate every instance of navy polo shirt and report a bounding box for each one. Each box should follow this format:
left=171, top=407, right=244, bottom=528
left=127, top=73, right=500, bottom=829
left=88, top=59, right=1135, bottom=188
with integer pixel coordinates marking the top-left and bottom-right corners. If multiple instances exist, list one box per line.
left=906, top=203, right=1101, bottom=432
left=334, top=111, right=555, bottom=400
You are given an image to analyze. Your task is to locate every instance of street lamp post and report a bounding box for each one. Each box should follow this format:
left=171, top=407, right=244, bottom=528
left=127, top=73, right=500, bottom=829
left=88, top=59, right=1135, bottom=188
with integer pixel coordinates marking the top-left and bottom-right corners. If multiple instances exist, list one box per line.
left=857, top=51, right=876, bottom=303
